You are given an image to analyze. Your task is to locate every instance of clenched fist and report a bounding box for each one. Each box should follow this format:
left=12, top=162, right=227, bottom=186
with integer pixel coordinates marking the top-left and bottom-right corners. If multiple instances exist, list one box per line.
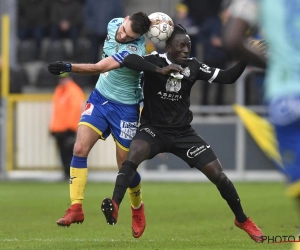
left=47, top=61, right=72, bottom=75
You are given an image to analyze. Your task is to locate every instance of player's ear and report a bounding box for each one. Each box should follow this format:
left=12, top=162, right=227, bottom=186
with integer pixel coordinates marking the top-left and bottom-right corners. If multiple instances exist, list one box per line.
left=165, top=44, right=171, bottom=52
left=124, top=15, right=130, bottom=21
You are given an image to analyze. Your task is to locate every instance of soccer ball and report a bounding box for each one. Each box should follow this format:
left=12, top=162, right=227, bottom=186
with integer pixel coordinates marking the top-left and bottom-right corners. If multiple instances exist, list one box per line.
left=146, top=12, right=174, bottom=43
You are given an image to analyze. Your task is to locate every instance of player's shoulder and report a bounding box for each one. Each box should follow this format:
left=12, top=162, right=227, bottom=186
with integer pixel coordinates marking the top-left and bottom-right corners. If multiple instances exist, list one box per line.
left=144, top=52, right=168, bottom=64
left=144, top=51, right=160, bottom=58
left=187, top=57, right=202, bottom=67
left=185, top=57, right=213, bottom=75
left=118, top=38, right=146, bottom=56
left=108, top=17, right=123, bottom=27
left=107, top=17, right=124, bottom=33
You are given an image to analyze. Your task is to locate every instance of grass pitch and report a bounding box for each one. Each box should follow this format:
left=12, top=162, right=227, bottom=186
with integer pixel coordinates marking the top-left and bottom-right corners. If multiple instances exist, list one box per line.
left=0, top=181, right=298, bottom=250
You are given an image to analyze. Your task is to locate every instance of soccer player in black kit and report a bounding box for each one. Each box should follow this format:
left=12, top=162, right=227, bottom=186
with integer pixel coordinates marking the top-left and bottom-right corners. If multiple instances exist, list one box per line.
left=101, top=24, right=264, bottom=242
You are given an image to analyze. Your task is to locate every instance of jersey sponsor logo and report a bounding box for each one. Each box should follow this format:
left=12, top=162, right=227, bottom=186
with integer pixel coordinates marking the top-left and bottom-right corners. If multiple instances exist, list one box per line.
left=126, top=45, right=138, bottom=52
left=187, top=145, right=207, bottom=158
left=82, top=102, right=94, bottom=116
left=140, top=127, right=156, bottom=137
left=199, top=63, right=211, bottom=73
left=120, top=120, right=138, bottom=140
left=166, top=77, right=181, bottom=93
left=182, top=67, right=191, bottom=77
left=157, top=91, right=182, bottom=101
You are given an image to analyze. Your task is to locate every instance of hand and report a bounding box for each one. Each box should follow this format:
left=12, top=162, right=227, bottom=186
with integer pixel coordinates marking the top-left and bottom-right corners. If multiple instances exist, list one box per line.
left=47, top=61, right=72, bottom=75
left=158, top=64, right=183, bottom=76
left=248, top=39, right=268, bottom=57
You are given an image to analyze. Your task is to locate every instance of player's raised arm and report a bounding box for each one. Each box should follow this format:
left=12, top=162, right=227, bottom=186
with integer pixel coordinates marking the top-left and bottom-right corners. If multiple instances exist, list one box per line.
left=222, top=0, right=267, bottom=68
left=123, top=54, right=183, bottom=75
left=47, top=56, right=121, bottom=75
left=211, top=58, right=248, bottom=84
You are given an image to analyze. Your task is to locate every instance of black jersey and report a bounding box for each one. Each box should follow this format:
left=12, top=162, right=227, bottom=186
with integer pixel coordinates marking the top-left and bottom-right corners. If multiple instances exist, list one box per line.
left=140, top=53, right=220, bottom=129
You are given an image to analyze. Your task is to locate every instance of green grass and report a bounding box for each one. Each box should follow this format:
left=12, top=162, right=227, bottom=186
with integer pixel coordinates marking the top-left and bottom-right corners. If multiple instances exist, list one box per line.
left=0, top=181, right=298, bottom=250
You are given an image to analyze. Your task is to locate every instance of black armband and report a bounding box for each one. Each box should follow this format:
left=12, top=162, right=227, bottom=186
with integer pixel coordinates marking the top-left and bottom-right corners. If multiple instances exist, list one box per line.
left=123, top=54, right=157, bottom=72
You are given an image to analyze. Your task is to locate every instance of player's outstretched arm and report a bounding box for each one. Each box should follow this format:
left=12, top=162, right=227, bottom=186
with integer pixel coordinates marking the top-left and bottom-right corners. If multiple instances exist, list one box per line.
left=213, top=58, right=249, bottom=84
left=223, top=15, right=267, bottom=68
left=47, top=57, right=121, bottom=75
left=123, top=54, right=182, bottom=75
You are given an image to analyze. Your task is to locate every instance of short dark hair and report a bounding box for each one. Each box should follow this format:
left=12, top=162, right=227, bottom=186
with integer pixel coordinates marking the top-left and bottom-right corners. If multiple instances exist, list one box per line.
left=129, top=12, right=151, bottom=35
left=166, top=24, right=188, bottom=46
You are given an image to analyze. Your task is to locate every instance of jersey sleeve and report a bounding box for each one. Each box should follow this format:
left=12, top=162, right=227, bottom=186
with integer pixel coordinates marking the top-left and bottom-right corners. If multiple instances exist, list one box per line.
left=195, top=60, right=220, bottom=83
left=228, top=0, right=259, bottom=27
left=112, top=39, right=146, bottom=66
left=142, top=53, right=159, bottom=64
left=196, top=58, right=248, bottom=84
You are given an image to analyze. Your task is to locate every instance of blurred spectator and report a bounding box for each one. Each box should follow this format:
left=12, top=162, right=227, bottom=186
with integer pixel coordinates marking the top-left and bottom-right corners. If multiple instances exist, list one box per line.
left=173, top=3, right=198, bottom=57
left=17, top=0, right=50, bottom=55
left=198, top=5, right=231, bottom=105
left=183, top=0, right=222, bottom=27
left=83, top=0, right=124, bottom=63
left=49, top=73, right=85, bottom=180
left=49, top=0, right=83, bottom=54
left=182, top=0, right=223, bottom=57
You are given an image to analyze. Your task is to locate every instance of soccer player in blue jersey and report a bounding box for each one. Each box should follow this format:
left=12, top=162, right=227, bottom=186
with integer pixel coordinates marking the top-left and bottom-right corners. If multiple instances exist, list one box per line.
left=48, top=11, right=151, bottom=238
left=224, top=0, right=300, bottom=246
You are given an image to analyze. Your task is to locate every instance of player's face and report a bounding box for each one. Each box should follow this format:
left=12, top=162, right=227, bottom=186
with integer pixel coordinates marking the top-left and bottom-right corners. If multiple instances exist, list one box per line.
left=167, top=34, right=191, bottom=65
left=116, top=16, right=141, bottom=43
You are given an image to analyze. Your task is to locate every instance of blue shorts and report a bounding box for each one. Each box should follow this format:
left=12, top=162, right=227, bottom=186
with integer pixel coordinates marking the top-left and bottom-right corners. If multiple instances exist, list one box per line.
left=79, top=89, right=139, bottom=151
left=269, top=95, right=300, bottom=197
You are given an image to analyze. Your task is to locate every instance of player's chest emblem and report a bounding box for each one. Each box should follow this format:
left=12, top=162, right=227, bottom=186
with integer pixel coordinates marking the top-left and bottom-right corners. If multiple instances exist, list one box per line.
left=182, top=67, right=190, bottom=77
left=166, top=77, right=181, bottom=93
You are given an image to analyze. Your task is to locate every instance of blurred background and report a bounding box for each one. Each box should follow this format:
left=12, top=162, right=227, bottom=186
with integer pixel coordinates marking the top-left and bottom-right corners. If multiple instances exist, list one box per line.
left=0, top=0, right=280, bottom=182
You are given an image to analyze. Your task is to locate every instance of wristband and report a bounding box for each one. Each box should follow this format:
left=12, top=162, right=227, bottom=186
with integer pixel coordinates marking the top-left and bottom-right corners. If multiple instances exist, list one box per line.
left=65, top=63, right=72, bottom=72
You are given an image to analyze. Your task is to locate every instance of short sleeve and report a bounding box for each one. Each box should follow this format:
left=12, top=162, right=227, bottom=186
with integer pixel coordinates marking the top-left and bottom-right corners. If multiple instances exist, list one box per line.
left=229, top=0, right=259, bottom=27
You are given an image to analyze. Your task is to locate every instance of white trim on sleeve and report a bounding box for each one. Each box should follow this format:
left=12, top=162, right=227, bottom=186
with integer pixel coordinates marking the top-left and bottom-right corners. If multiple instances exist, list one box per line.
left=208, top=68, right=220, bottom=83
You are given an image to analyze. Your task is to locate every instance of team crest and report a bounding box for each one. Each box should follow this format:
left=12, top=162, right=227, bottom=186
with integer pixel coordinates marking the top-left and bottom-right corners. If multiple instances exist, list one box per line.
left=182, top=67, right=190, bottom=77
left=166, top=77, right=181, bottom=93
left=126, top=45, right=138, bottom=52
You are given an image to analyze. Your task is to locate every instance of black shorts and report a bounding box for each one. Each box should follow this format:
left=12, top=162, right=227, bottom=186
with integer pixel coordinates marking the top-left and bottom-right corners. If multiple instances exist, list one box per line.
left=134, top=124, right=217, bottom=169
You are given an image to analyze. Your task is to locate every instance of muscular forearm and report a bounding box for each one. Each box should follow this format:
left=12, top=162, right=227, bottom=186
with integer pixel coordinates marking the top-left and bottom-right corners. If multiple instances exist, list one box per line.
left=71, top=63, right=103, bottom=74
